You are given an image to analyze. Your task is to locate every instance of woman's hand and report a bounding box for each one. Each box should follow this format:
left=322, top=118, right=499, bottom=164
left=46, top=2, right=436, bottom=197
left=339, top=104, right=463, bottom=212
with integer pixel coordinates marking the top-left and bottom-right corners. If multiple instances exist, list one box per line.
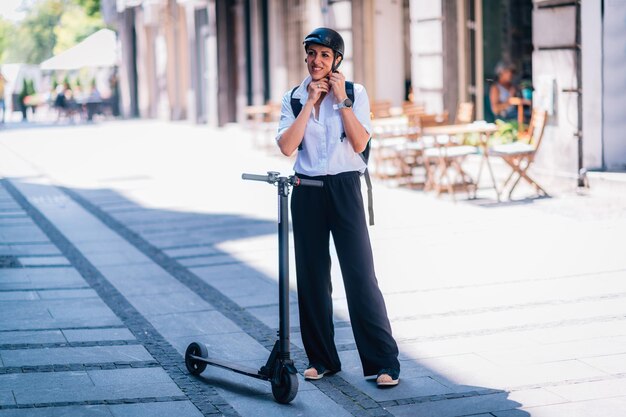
left=307, top=79, right=330, bottom=103
left=328, top=71, right=347, bottom=101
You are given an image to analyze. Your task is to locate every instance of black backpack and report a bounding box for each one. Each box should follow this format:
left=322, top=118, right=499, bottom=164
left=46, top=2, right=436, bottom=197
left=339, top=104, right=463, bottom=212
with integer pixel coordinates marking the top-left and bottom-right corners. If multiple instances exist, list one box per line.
left=290, top=81, right=374, bottom=226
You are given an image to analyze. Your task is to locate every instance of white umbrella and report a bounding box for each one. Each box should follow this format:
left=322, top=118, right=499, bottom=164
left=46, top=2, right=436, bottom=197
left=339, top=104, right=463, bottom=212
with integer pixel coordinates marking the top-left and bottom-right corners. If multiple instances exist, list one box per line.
left=40, top=28, right=118, bottom=70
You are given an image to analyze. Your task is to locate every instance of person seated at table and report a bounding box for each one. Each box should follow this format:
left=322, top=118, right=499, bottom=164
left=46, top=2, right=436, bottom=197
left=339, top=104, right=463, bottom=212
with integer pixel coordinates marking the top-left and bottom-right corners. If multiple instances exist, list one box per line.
left=54, top=84, right=68, bottom=110
left=86, top=85, right=102, bottom=121
left=489, top=62, right=518, bottom=121
left=54, top=83, right=79, bottom=121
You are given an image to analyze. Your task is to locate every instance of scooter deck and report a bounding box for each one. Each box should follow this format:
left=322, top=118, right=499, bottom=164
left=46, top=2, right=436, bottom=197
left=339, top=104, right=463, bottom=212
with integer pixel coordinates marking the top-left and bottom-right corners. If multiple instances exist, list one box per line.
left=189, top=355, right=269, bottom=381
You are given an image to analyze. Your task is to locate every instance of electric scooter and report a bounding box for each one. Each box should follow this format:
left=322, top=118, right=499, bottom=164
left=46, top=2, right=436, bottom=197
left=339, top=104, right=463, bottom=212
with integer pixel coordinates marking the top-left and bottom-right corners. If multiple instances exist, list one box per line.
left=184, top=171, right=323, bottom=404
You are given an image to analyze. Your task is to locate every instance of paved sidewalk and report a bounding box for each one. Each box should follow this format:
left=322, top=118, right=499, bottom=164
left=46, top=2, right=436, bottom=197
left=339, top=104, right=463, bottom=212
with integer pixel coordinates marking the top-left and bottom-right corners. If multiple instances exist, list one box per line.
left=1, top=120, right=625, bottom=416
left=0, top=181, right=218, bottom=416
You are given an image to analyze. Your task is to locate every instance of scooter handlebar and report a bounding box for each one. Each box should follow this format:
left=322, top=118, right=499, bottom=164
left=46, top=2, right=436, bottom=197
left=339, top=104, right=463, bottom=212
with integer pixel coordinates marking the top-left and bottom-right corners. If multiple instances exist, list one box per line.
left=294, top=177, right=323, bottom=188
left=242, top=173, right=272, bottom=182
left=242, top=173, right=323, bottom=188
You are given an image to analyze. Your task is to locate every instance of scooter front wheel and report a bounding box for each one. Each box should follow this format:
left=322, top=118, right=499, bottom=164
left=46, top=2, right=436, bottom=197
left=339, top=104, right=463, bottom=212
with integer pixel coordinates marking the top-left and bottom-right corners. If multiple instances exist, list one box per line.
left=185, top=342, right=208, bottom=375
left=271, top=366, right=298, bottom=404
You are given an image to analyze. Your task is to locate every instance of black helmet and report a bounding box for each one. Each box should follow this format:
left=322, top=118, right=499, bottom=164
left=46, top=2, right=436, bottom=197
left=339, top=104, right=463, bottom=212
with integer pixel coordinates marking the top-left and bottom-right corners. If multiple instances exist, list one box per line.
left=303, top=27, right=344, bottom=57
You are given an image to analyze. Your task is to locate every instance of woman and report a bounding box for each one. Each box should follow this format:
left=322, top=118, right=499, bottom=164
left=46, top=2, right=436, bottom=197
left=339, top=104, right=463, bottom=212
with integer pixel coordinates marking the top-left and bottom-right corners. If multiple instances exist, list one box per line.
left=276, top=27, right=400, bottom=387
left=489, top=61, right=518, bottom=121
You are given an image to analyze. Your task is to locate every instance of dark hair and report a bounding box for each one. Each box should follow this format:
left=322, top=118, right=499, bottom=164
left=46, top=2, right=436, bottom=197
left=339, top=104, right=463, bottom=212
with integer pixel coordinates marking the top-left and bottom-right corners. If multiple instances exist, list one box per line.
left=495, top=61, right=515, bottom=76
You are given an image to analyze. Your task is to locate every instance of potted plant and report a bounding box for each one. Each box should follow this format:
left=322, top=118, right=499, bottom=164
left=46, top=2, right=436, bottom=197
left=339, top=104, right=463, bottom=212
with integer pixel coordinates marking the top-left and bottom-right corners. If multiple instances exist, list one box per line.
left=519, top=79, right=533, bottom=101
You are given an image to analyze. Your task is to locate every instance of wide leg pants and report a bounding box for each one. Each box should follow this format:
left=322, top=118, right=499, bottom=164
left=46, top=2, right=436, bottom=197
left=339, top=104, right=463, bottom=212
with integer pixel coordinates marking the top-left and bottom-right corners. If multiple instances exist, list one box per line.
left=291, top=171, right=400, bottom=377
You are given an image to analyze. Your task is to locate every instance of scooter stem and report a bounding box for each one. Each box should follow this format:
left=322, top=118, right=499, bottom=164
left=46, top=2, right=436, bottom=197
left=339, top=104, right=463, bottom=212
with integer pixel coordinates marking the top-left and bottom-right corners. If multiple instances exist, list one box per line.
left=277, top=179, right=291, bottom=359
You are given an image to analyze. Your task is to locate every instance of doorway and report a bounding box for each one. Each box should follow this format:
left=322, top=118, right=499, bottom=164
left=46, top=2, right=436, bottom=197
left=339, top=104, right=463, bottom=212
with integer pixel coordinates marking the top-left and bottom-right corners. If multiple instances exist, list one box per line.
left=459, top=0, right=533, bottom=121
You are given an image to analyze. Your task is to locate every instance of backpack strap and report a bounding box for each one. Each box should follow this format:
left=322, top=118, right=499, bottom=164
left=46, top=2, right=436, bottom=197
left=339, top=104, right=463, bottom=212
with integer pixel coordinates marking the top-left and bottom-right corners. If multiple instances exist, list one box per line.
left=345, top=81, right=354, bottom=104
left=289, top=87, right=304, bottom=151
left=345, top=81, right=374, bottom=225
left=362, top=165, right=374, bottom=226
left=290, top=86, right=302, bottom=118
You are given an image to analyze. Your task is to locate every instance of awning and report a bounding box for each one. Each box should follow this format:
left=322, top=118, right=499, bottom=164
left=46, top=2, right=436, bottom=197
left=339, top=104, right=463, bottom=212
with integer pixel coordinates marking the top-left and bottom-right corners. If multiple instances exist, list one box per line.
left=40, top=28, right=118, bottom=70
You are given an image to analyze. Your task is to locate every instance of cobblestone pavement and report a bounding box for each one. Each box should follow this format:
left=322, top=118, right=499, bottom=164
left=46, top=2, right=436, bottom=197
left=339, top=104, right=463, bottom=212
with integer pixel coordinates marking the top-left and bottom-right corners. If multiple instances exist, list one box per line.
left=1, top=120, right=625, bottom=417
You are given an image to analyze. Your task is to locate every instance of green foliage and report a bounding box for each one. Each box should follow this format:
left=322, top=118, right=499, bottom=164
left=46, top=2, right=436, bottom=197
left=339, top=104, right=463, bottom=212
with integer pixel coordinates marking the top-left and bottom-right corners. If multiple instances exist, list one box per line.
left=19, top=79, right=36, bottom=100
left=519, top=79, right=533, bottom=90
left=493, top=119, right=520, bottom=144
left=19, top=79, right=29, bottom=99
left=0, top=18, right=16, bottom=64
left=73, top=0, right=101, bottom=17
left=54, top=3, right=104, bottom=55
left=462, top=120, right=520, bottom=147
left=2, top=0, right=65, bottom=64
left=27, top=79, right=36, bottom=96
left=462, top=133, right=480, bottom=147
left=0, top=0, right=104, bottom=65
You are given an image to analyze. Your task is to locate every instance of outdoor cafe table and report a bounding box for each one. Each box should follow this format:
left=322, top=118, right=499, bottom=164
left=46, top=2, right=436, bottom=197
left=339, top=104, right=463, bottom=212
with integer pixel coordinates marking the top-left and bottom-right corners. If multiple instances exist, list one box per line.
left=422, top=122, right=500, bottom=200
left=371, top=116, right=419, bottom=139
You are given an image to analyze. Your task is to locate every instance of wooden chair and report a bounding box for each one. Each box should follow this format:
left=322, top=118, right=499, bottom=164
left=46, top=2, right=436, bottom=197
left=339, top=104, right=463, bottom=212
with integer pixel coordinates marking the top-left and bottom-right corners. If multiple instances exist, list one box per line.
left=449, top=101, right=474, bottom=145
left=370, top=117, right=414, bottom=181
left=371, top=136, right=412, bottom=180
left=402, top=102, right=426, bottom=118
left=396, top=103, right=428, bottom=184
left=369, top=105, right=426, bottom=183
left=370, top=100, right=392, bottom=119
left=395, top=111, right=448, bottom=187
left=455, top=102, right=474, bottom=124
left=489, top=109, right=548, bottom=199
left=415, top=112, right=449, bottom=128
left=421, top=112, right=478, bottom=199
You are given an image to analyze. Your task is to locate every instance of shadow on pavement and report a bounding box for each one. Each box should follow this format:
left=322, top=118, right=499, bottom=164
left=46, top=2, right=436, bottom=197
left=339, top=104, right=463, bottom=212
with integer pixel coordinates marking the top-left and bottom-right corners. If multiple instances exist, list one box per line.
left=0, top=119, right=120, bottom=132
left=464, top=194, right=552, bottom=209
left=4, top=180, right=530, bottom=416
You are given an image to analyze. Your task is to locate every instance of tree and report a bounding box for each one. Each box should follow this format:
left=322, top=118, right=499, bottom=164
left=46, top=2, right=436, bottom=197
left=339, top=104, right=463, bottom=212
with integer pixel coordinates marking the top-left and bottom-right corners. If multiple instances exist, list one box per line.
left=54, top=2, right=104, bottom=55
left=0, top=0, right=104, bottom=65
left=4, top=0, right=65, bottom=64
left=0, top=18, right=16, bottom=64
left=74, top=0, right=101, bottom=18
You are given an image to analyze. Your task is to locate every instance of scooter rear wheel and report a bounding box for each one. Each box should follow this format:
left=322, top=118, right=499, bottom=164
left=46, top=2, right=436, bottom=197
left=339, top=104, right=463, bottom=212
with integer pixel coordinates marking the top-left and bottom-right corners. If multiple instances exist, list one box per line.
left=185, top=342, right=208, bottom=375
left=271, top=366, right=298, bottom=404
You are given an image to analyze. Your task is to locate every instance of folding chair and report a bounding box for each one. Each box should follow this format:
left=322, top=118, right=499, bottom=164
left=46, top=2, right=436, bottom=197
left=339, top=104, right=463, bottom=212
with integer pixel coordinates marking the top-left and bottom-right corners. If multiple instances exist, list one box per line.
left=371, top=136, right=412, bottom=180
left=402, top=102, right=426, bottom=116
left=370, top=108, right=422, bottom=182
left=489, top=109, right=549, bottom=199
left=423, top=144, right=478, bottom=199
left=455, top=102, right=474, bottom=124
left=419, top=113, right=478, bottom=199
left=391, top=111, right=448, bottom=187
left=370, top=100, right=392, bottom=119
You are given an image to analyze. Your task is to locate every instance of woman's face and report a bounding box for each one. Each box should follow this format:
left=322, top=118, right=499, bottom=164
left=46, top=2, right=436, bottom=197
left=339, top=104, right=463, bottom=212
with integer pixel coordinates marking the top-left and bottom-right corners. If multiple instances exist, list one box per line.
left=306, top=44, right=340, bottom=81
left=500, top=68, right=514, bottom=84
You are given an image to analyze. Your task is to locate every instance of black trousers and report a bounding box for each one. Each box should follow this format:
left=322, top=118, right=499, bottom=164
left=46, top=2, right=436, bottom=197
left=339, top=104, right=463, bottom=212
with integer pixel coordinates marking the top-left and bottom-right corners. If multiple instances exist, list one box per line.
left=291, top=171, right=400, bottom=377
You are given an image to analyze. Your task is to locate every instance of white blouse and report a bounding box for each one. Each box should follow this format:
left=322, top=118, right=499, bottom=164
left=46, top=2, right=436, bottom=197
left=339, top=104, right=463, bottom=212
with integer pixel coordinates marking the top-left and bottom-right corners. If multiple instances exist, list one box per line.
left=276, top=75, right=372, bottom=176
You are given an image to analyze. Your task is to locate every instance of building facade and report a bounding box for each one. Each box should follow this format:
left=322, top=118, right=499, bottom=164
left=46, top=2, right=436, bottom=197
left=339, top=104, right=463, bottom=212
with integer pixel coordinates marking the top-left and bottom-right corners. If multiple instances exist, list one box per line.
left=103, top=0, right=626, bottom=179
